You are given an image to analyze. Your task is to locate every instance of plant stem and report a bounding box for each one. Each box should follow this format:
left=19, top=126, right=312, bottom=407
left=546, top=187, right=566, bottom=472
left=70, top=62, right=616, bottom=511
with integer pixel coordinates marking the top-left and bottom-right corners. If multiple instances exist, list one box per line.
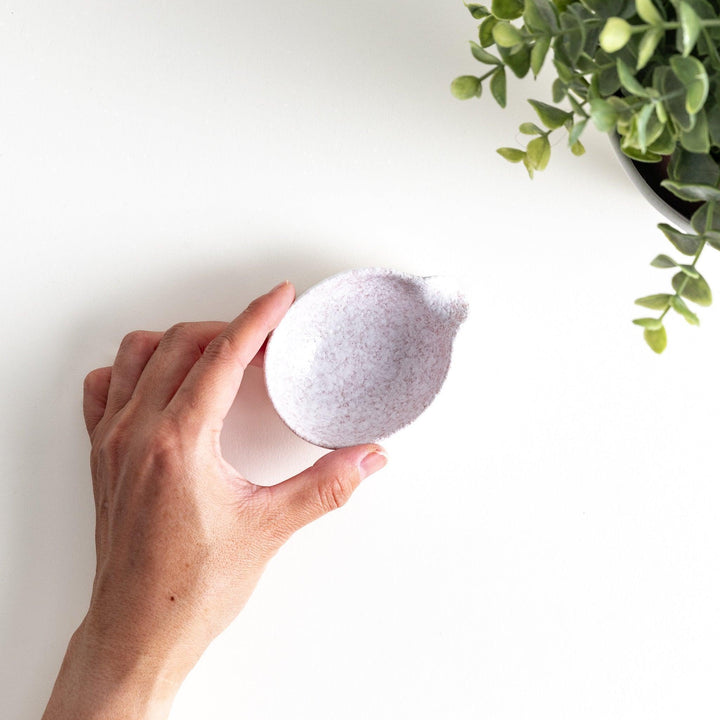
left=631, top=19, right=720, bottom=35
left=659, top=202, right=714, bottom=321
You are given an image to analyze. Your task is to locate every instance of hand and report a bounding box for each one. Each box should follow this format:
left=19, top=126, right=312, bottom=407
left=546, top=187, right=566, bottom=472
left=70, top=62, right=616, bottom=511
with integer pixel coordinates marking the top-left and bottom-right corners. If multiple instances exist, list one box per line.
left=42, top=282, right=388, bottom=720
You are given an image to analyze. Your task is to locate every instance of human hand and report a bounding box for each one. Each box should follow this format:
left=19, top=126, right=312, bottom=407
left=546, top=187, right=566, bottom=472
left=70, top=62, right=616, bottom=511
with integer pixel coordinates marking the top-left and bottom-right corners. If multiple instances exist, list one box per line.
left=42, top=282, right=388, bottom=720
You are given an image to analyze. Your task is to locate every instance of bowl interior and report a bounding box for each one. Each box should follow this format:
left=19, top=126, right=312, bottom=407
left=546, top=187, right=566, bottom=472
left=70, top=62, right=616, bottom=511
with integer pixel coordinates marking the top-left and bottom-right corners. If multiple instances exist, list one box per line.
left=265, top=269, right=458, bottom=448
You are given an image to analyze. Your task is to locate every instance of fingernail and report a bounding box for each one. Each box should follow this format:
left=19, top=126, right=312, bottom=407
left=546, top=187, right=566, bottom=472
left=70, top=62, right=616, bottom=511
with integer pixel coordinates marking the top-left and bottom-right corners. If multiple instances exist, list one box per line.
left=359, top=449, right=388, bottom=479
left=271, top=281, right=289, bottom=292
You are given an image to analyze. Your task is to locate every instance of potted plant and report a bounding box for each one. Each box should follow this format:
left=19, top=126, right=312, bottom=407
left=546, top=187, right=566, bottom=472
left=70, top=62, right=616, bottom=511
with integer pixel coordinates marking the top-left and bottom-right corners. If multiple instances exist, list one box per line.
left=452, top=0, right=720, bottom=353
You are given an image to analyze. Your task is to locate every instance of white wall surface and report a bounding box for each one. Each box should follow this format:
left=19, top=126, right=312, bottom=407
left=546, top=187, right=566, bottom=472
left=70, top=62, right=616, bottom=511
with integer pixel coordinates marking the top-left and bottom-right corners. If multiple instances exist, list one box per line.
left=3, top=2, right=720, bottom=719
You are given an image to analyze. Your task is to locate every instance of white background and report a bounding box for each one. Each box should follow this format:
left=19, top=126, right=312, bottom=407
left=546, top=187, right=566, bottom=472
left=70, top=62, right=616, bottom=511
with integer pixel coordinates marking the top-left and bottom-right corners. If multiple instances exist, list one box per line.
left=3, top=2, right=720, bottom=718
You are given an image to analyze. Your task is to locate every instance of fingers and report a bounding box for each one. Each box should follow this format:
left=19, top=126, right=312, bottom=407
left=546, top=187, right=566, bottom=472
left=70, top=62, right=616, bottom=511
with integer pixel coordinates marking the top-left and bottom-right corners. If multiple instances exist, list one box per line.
left=90, top=285, right=282, bottom=427
left=83, top=367, right=112, bottom=437
left=168, top=282, right=295, bottom=429
left=132, top=322, right=228, bottom=409
left=104, top=331, right=163, bottom=417
left=266, top=445, right=388, bottom=535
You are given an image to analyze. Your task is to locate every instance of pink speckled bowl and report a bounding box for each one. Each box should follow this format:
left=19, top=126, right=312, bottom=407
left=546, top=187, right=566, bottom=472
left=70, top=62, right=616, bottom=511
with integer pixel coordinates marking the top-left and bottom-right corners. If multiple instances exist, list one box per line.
left=264, top=268, right=468, bottom=449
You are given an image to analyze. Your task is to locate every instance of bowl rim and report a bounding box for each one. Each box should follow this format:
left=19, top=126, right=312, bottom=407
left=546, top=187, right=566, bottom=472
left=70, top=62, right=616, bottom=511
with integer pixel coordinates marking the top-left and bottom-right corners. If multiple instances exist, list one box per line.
left=263, top=266, right=448, bottom=449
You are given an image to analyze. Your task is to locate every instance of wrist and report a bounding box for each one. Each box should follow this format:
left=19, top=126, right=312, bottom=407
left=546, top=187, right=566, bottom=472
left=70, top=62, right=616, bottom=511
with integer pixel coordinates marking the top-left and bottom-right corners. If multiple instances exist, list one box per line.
left=42, top=618, right=188, bottom=720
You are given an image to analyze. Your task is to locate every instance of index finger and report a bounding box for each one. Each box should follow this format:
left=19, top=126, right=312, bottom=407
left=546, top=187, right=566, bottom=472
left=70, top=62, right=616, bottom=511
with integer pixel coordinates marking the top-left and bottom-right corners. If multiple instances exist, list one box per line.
left=167, top=282, right=295, bottom=430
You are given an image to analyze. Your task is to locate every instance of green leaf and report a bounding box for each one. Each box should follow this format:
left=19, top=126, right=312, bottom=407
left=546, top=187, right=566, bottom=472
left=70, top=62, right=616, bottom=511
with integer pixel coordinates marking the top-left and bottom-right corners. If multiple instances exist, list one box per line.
left=496, top=147, right=526, bottom=162
left=552, top=78, right=567, bottom=103
left=582, top=0, right=623, bottom=13
left=479, top=16, right=498, bottom=47
left=490, top=66, right=507, bottom=107
left=526, top=135, right=551, bottom=170
left=568, top=95, right=587, bottom=118
left=528, top=99, right=572, bottom=129
left=519, top=122, right=544, bottom=135
left=672, top=270, right=712, bottom=306
left=660, top=181, right=720, bottom=203
left=636, top=0, right=663, bottom=24
left=553, top=58, right=574, bottom=84
left=575, top=56, right=598, bottom=74
left=662, top=64, right=694, bottom=132
left=633, top=317, right=664, bottom=329
left=523, top=154, right=535, bottom=178
left=635, top=293, right=672, bottom=310
left=470, top=42, right=502, bottom=65
left=658, top=223, right=702, bottom=256
left=589, top=98, right=618, bottom=132
left=707, top=96, right=720, bottom=145
left=451, top=76, right=482, bottom=100
left=530, top=36, right=551, bottom=77
left=678, top=264, right=700, bottom=278
left=492, top=21, right=523, bottom=47
left=599, top=17, right=632, bottom=53
left=466, top=3, right=491, bottom=19
left=648, top=123, right=676, bottom=155
left=571, top=140, right=586, bottom=156
left=680, top=108, right=710, bottom=153
left=498, top=42, right=531, bottom=78
left=682, top=0, right=720, bottom=24
left=491, top=0, right=524, bottom=20
left=643, top=325, right=667, bottom=353
left=598, top=64, right=622, bottom=96
left=620, top=145, right=662, bottom=162
left=651, top=254, right=678, bottom=268
left=654, top=97, right=668, bottom=126
left=617, top=59, right=650, bottom=97
left=568, top=118, right=588, bottom=146
left=670, top=55, right=710, bottom=115
left=671, top=295, right=700, bottom=325
left=706, top=231, right=720, bottom=251
left=637, top=27, right=664, bottom=70
left=668, top=149, right=720, bottom=186
left=678, top=2, right=702, bottom=56
left=558, top=11, right=585, bottom=65
left=635, top=103, right=656, bottom=153
left=691, top=204, right=720, bottom=234
left=524, top=0, right=559, bottom=33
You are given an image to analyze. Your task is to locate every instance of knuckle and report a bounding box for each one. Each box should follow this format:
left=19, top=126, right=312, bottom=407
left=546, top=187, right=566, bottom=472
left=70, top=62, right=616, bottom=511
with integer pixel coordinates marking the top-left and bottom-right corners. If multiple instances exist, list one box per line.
left=92, top=430, right=120, bottom=472
left=119, top=330, right=155, bottom=356
left=204, top=332, right=237, bottom=364
left=137, top=419, right=182, bottom=467
left=318, top=473, right=355, bottom=514
left=83, top=367, right=106, bottom=391
left=163, top=322, right=193, bottom=346
left=92, top=415, right=182, bottom=478
left=94, top=415, right=133, bottom=460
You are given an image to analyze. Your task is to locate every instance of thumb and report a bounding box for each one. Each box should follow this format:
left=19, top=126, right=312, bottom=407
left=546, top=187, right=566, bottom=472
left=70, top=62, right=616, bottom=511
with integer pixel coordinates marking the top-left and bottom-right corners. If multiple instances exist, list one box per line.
left=269, top=444, right=388, bottom=533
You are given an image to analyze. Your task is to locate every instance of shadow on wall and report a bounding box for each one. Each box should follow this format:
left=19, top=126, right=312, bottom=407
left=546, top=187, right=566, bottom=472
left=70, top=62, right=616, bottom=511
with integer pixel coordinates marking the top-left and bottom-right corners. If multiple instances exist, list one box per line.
left=2, top=243, right=359, bottom=719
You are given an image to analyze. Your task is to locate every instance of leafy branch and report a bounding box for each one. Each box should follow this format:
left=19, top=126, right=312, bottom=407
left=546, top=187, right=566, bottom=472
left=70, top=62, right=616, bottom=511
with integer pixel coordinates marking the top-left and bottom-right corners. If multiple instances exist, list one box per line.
left=452, top=0, right=720, bottom=353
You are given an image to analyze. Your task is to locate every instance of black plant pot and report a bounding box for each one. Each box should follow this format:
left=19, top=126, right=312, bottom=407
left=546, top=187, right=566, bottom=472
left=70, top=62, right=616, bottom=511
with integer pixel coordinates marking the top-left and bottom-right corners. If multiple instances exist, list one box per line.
left=610, top=135, right=701, bottom=228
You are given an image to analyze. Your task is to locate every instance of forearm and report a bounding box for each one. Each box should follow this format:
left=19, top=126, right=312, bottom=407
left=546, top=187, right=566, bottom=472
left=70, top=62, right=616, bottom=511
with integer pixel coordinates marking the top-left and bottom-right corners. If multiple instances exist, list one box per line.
left=42, top=620, right=185, bottom=720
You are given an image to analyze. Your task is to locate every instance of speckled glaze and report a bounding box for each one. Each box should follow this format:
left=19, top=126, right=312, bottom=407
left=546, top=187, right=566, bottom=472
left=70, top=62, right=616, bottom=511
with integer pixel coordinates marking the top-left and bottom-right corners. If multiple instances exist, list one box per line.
left=264, top=268, right=469, bottom=449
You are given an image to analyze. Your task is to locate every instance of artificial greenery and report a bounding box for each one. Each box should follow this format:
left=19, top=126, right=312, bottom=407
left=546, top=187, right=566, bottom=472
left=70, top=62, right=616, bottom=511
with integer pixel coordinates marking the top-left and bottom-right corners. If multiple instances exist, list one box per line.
left=452, top=0, right=720, bottom=353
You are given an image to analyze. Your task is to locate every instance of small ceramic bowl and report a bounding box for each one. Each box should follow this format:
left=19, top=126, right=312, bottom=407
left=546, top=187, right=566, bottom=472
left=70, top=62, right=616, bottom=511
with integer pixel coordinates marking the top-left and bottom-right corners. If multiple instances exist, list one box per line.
left=264, top=268, right=468, bottom=449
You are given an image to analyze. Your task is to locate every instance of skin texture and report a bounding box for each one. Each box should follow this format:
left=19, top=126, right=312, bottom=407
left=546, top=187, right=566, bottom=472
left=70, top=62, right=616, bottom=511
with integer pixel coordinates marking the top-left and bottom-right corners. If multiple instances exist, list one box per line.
left=42, top=282, right=388, bottom=720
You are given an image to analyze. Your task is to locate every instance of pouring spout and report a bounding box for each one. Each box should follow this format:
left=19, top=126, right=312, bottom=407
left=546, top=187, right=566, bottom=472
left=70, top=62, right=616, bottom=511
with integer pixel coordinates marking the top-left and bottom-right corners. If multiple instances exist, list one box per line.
left=420, top=275, right=469, bottom=328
